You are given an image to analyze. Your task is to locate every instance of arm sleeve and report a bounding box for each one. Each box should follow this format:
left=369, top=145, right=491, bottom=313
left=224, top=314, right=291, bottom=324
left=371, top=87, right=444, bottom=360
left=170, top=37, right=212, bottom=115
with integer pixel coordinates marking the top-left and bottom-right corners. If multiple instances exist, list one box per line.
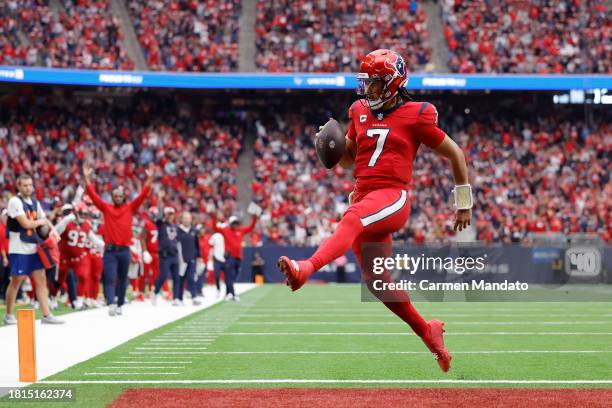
left=85, top=183, right=108, bottom=211
left=88, top=231, right=105, bottom=249
left=54, top=214, right=76, bottom=235
left=129, top=184, right=151, bottom=211
left=414, top=103, right=446, bottom=149
left=73, top=185, right=85, bottom=206
left=347, top=102, right=358, bottom=142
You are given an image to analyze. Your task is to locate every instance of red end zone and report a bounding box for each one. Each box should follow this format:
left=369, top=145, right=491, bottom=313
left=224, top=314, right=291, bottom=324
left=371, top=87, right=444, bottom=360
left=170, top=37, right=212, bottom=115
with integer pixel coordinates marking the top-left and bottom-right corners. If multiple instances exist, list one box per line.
left=109, top=388, right=612, bottom=408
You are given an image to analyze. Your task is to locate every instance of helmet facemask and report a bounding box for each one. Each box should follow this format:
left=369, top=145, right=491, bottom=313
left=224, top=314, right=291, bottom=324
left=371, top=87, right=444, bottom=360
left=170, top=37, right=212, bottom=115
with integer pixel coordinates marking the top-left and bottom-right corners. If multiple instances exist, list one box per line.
left=356, top=73, right=396, bottom=111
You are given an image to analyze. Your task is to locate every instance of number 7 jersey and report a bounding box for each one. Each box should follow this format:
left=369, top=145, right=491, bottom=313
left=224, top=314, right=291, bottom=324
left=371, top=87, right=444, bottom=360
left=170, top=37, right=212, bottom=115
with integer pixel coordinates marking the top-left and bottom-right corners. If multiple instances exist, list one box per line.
left=347, top=100, right=446, bottom=193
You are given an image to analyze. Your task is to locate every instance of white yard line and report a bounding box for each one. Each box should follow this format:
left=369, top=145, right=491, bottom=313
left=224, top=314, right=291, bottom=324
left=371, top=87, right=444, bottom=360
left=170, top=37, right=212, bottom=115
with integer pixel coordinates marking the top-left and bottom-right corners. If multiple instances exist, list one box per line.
left=38, top=379, right=612, bottom=385
left=230, top=321, right=612, bottom=325
left=241, top=313, right=612, bottom=318
left=83, top=373, right=180, bottom=376
left=0, top=283, right=257, bottom=386
left=151, top=350, right=611, bottom=355
left=127, top=352, right=215, bottom=355
left=215, top=332, right=612, bottom=336
left=109, top=361, right=193, bottom=364
left=95, top=366, right=186, bottom=369
left=135, top=347, right=208, bottom=350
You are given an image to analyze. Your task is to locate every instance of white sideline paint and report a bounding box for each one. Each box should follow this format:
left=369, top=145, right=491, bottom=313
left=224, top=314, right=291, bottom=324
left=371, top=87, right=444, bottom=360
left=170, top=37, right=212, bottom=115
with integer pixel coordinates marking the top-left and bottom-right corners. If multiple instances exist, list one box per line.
left=242, top=313, right=612, bottom=318
left=0, top=283, right=256, bottom=386
left=232, top=321, right=612, bottom=325
left=146, top=350, right=612, bottom=355
left=215, top=332, right=612, bottom=336
left=37, top=379, right=612, bottom=385
left=84, top=373, right=179, bottom=376
left=109, top=361, right=193, bottom=364
left=96, top=366, right=186, bottom=369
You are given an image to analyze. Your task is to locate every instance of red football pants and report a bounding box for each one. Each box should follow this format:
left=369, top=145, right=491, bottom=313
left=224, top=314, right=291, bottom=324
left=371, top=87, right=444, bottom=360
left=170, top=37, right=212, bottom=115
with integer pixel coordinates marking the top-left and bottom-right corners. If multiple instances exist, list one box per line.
left=308, top=188, right=428, bottom=338
left=89, top=254, right=103, bottom=299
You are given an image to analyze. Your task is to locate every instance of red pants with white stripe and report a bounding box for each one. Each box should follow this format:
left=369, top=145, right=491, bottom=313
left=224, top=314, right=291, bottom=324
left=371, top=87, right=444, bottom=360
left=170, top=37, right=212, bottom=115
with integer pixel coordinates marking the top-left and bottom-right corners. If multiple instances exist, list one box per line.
left=307, top=187, right=428, bottom=338
left=54, top=254, right=91, bottom=298
left=309, top=188, right=410, bottom=273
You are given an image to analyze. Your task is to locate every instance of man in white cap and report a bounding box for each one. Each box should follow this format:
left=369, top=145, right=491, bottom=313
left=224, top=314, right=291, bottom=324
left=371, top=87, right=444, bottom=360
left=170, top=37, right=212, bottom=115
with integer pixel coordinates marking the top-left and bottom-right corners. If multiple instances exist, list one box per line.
left=211, top=205, right=260, bottom=301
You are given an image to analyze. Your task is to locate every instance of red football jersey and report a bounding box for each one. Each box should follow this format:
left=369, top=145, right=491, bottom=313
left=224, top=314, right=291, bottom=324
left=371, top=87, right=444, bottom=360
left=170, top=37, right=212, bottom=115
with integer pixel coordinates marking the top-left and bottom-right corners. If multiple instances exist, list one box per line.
left=143, top=218, right=159, bottom=253
left=60, top=221, right=90, bottom=259
left=347, top=100, right=446, bottom=193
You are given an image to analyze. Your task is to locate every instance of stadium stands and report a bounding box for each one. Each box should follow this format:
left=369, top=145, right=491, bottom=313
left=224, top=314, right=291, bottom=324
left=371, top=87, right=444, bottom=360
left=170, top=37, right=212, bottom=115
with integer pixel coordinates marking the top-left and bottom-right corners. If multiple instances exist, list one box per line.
left=2, top=0, right=133, bottom=70
left=250, top=101, right=611, bottom=244
left=127, top=0, right=240, bottom=71
left=0, top=95, right=609, bottom=245
left=0, top=94, right=243, bottom=220
left=254, top=0, right=432, bottom=72
left=441, top=0, right=611, bottom=73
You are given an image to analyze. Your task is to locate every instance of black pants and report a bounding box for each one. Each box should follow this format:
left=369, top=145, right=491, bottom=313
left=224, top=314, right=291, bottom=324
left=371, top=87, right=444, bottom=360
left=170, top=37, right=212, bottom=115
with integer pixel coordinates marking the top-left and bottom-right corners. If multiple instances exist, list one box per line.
left=156, top=254, right=178, bottom=297
left=176, top=259, right=197, bottom=301
left=103, top=247, right=131, bottom=307
left=224, top=256, right=240, bottom=296
left=213, top=259, right=224, bottom=291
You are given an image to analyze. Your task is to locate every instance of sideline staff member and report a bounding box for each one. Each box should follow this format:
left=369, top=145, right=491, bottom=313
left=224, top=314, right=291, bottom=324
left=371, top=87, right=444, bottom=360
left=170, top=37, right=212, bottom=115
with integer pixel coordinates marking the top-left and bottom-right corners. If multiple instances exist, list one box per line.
left=4, top=174, right=63, bottom=325
left=84, top=164, right=154, bottom=316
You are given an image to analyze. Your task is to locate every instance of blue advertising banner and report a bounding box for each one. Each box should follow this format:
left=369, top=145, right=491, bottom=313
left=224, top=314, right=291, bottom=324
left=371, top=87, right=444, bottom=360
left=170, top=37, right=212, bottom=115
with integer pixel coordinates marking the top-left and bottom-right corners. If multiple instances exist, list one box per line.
left=0, top=66, right=610, bottom=90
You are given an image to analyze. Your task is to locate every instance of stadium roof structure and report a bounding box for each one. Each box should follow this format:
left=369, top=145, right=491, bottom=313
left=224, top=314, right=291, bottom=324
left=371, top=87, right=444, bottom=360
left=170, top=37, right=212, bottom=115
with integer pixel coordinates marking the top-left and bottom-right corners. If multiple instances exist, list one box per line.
left=0, top=66, right=611, bottom=91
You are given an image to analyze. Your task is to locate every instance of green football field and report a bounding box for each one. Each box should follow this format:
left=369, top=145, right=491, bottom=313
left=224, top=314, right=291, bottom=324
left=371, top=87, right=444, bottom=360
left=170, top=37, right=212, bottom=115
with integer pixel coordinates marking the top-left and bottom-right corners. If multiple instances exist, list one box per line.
left=2, top=284, right=612, bottom=407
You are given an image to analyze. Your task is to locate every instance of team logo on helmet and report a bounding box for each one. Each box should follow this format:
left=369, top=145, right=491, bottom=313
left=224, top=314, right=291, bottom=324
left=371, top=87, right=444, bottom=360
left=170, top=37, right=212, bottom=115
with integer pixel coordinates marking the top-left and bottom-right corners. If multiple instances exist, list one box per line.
left=384, top=52, right=405, bottom=78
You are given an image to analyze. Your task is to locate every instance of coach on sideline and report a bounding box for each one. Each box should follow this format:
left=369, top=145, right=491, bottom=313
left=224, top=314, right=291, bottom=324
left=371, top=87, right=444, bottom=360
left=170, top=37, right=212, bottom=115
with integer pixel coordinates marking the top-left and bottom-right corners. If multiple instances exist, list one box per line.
left=83, top=164, right=154, bottom=316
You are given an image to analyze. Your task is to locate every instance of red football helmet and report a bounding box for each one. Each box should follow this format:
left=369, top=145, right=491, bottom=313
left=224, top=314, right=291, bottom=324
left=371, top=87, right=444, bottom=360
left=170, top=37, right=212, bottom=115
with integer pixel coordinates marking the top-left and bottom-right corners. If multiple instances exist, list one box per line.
left=357, top=49, right=408, bottom=110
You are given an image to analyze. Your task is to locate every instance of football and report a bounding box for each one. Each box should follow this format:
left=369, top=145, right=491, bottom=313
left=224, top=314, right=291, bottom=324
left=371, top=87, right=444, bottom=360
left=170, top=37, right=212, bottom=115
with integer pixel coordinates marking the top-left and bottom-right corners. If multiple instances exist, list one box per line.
left=315, top=118, right=346, bottom=169
left=37, top=224, right=50, bottom=240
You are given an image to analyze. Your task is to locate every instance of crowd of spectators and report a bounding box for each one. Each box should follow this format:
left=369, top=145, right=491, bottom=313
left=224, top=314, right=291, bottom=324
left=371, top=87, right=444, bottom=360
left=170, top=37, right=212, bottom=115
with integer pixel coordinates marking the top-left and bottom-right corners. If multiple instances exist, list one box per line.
left=254, top=0, right=432, bottom=72
left=0, top=92, right=243, bottom=222
left=250, top=100, right=610, bottom=245
left=0, top=92, right=609, bottom=246
left=441, top=0, right=611, bottom=73
left=1, top=0, right=133, bottom=70
left=127, top=0, right=240, bottom=71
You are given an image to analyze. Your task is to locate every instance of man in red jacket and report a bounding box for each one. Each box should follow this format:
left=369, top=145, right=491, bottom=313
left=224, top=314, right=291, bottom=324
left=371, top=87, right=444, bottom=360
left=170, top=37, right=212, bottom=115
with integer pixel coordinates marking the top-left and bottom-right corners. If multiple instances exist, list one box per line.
left=83, top=164, right=154, bottom=316
left=211, top=212, right=258, bottom=301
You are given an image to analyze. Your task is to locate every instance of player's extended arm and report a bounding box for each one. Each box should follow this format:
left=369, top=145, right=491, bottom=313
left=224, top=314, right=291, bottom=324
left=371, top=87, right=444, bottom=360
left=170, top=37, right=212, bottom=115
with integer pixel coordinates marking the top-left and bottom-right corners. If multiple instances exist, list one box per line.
left=434, top=135, right=471, bottom=231
left=54, top=213, right=76, bottom=235
left=339, top=137, right=357, bottom=169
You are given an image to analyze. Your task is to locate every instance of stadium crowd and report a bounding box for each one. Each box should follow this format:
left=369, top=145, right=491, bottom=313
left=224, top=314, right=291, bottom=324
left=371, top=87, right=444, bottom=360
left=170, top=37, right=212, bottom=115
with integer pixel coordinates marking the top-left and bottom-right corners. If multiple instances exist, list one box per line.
left=3, top=1, right=610, bottom=74
left=441, top=0, right=611, bottom=73
left=127, top=0, right=240, bottom=71
left=0, top=93, right=610, bottom=314
left=1, top=0, right=133, bottom=70
left=250, top=103, right=610, bottom=245
left=254, top=0, right=432, bottom=72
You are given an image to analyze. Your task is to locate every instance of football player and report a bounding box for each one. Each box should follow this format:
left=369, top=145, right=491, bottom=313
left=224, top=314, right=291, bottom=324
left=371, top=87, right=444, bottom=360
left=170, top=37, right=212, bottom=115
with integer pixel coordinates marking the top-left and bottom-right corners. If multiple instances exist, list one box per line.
left=278, top=49, right=472, bottom=372
left=54, top=202, right=92, bottom=310
left=86, top=206, right=104, bottom=307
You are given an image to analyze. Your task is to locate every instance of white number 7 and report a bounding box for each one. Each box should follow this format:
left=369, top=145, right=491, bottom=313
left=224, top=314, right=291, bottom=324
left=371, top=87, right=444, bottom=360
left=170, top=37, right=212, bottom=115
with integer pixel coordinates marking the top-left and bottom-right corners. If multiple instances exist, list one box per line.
left=366, top=128, right=389, bottom=167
